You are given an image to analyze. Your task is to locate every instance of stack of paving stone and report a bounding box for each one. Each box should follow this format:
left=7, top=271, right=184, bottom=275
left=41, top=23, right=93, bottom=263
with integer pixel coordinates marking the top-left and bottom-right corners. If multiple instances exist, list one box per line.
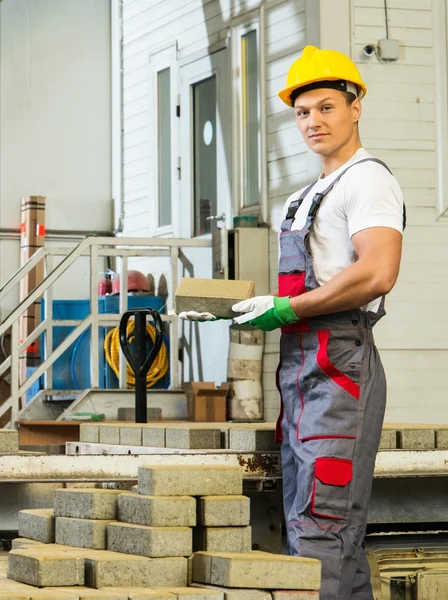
left=9, top=465, right=321, bottom=599
left=0, top=429, right=19, bottom=452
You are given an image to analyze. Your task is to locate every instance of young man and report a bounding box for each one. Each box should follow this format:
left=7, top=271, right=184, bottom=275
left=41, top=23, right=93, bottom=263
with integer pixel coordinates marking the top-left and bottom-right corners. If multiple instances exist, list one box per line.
left=180, top=46, right=403, bottom=599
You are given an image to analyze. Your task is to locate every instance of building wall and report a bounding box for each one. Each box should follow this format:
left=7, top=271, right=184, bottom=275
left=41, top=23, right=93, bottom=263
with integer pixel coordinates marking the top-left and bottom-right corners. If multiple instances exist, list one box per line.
left=0, top=0, right=112, bottom=317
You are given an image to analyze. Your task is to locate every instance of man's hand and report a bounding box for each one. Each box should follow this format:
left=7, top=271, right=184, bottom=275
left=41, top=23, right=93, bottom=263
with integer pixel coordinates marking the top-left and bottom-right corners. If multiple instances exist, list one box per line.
left=233, top=296, right=299, bottom=331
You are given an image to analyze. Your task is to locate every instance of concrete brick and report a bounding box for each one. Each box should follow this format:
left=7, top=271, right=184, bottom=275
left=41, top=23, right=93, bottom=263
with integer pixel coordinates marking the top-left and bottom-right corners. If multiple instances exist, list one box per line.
left=142, top=427, right=166, bottom=448
left=107, top=522, right=192, bottom=558
left=378, top=429, right=397, bottom=450
left=132, top=485, right=139, bottom=494
left=119, top=425, right=143, bottom=446
left=101, top=590, right=175, bottom=599
left=271, top=592, right=319, bottom=599
left=228, top=429, right=276, bottom=452
left=28, top=593, right=79, bottom=600
left=54, top=489, right=122, bottom=520
left=198, top=497, right=250, bottom=527
left=193, top=528, right=251, bottom=553
left=8, top=549, right=84, bottom=587
left=118, top=407, right=162, bottom=422
left=398, top=428, right=435, bottom=450
left=48, top=587, right=129, bottom=600
left=55, top=517, right=115, bottom=550
left=11, top=537, right=45, bottom=550
left=99, top=425, right=120, bottom=445
left=159, top=588, right=223, bottom=599
left=0, top=594, right=29, bottom=599
left=192, top=552, right=321, bottom=590
left=138, top=467, right=243, bottom=497
left=175, top=278, right=255, bottom=319
left=0, top=429, right=19, bottom=452
left=84, top=553, right=188, bottom=588
left=436, top=428, right=448, bottom=448
left=18, top=509, right=55, bottom=543
left=80, top=424, right=100, bottom=443
left=192, top=584, right=270, bottom=600
left=118, top=493, right=196, bottom=527
left=165, top=429, right=221, bottom=450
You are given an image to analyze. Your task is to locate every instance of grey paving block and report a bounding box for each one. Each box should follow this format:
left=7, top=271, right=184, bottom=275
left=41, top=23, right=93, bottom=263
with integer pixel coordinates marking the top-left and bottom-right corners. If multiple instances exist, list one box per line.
left=175, top=278, right=255, bottom=319
left=49, top=587, right=129, bottom=600
left=198, top=496, right=250, bottom=527
left=99, top=425, right=120, bottom=445
left=142, top=426, right=166, bottom=448
left=8, top=548, right=84, bottom=587
left=11, top=537, right=45, bottom=550
left=436, top=428, right=448, bottom=449
left=138, top=466, right=243, bottom=497
left=101, top=589, right=175, bottom=599
left=228, top=429, right=276, bottom=451
left=159, top=588, right=223, bottom=599
left=378, top=429, right=397, bottom=450
left=193, top=584, right=271, bottom=600
left=56, top=516, right=115, bottom=549
left=80, top=424, right=100, bottom=443
left=18, top=509, right=55, bottom=543
left=193, top=527, right=252, bottom=553
left=107, top=522, right=192, bottom=558
left=165, top=428, right=221, bottom=450
left=85, top=553, right=188, bottom=588
left=54, top=489, right=122, bottom=519
left=0, top=429, right=19, bottom=452
left=271, top=592, right=320, bottom=599
left=398, top=428, right=435, bottom=450
left=119, top=425, right=143, bottom=446
left=118, top=492, right=196, bottom=527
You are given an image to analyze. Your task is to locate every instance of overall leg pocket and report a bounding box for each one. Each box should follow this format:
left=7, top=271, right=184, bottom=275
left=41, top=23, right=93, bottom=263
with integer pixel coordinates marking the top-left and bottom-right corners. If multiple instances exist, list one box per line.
left=311, top=457, right=353, bottom=520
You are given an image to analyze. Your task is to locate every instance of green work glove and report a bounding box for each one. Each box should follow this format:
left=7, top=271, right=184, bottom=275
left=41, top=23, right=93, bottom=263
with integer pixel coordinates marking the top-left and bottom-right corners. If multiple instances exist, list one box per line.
left=232, top=295, right=299, bottom=331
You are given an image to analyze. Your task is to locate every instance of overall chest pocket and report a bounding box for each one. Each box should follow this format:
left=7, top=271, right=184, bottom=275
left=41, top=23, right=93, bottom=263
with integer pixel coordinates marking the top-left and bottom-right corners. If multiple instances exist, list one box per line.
left=279, top=231, right=307, bottom=275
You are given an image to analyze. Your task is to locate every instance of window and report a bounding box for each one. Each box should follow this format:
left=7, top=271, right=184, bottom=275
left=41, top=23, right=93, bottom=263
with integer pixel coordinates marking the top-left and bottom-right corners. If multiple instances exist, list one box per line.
left=157, top=68, right=172, bottom=227
left=241, top=30, right=260, bottom=208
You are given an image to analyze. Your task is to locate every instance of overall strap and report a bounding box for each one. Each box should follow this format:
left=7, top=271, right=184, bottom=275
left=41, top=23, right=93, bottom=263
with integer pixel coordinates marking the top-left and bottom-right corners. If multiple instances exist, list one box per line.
left=282, top=180, right=317, bottom=231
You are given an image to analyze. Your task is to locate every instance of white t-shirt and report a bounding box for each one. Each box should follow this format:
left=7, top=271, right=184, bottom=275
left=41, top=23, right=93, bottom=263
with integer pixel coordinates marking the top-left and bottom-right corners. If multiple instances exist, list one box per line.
left=282, top=148, right=404, bottom=313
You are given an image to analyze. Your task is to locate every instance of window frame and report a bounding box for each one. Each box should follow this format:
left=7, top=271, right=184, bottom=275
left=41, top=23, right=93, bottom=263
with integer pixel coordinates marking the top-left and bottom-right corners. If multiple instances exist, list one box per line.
left=433, top=0, right=448, bottom=219
left=148, top=43, right=179, bottom=236
left=231, top=8, right=268, bottom=222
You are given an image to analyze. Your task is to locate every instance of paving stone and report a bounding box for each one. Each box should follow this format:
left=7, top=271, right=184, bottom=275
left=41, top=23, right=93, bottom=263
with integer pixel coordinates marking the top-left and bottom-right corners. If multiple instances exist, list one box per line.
left=192, top=584, right=270, bottom=600
left=80, top=425, right=100, bottom=443
left=165, top=428, right=221, bottom=450
left=18, top=509, right=55, bottom=543
left=55, top=517, right=115, bottom=550
left=47, top=587, right=129, bottom=600
left=142, top=427, right=166, bottom=448
left=99, top=425, right=121, bottom=445
left=27, top=593, right=79, bottom=600
left=85, top=553, right=188, bottom=588
left=159, top=588, right=223, bottom=599
left=54, top=489, right=122, bottom=520
left=192, top=552, right=321, bottom=590
left=8, top=549, right=84, bottom=587
left=398, top=428, right=435, bottom=450
left=198, top=497, right=250, bottom=527
left=436, top=428, right=448, bottom=448
left=138, top=466, right=242, bottom=497
left=107, top=522, right=192, bottom=558
left=0, top=594, right=30, bottom=599
left=228, top=429, right=276, bottom=452
left=11, top=538, right=45, bottom=550
left=0, top=429, right=19, bottom=452
left=271, top=592, right=319, bottom=599
left=378, top=429, right=397, bottom=450
left=118, top=493, right=196, bottom=527
left=175, top=278, right=255, bottom=319
left=118, top=407, right=162, bottom=422
left=131, top=485, right=139, bottom=494
left=102, top=590, right=175, bottom=599
left=193, top=528, right=251, bottom=553
left=119, top=425, right=143, bottom=446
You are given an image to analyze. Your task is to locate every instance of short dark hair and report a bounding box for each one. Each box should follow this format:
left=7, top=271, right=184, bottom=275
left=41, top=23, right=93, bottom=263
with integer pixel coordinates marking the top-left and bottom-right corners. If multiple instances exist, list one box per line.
left=290, top=86, right=357, bottom=109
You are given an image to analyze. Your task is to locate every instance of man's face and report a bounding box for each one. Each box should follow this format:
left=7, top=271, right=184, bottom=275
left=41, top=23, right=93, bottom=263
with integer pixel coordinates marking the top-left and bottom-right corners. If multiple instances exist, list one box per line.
left=293, top=88, right=361, bottom=156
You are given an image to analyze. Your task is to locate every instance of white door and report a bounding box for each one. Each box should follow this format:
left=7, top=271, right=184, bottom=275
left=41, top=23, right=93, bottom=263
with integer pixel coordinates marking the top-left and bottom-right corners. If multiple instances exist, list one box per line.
left=179, top=50, right=232, bottom=238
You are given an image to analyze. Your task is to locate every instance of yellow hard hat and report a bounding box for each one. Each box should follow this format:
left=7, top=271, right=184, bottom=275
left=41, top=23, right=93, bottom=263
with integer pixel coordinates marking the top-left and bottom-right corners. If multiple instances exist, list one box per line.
left=278, top=45, right=367, bottom=107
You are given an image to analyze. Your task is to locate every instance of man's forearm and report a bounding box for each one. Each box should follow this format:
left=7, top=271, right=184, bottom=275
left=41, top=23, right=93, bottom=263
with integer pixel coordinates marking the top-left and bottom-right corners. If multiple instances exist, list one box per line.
left=289, top=259, right=393, bottom=318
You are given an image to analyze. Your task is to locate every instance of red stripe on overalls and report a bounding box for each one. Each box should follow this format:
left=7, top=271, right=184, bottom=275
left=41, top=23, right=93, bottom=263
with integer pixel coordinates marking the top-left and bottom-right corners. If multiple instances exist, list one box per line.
left=316, top=330, right=360, bottom=400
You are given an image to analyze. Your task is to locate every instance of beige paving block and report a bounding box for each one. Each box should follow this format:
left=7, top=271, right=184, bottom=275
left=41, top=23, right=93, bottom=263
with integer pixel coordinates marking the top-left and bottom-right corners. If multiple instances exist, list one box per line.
left=159, top=588, right=223, bottom=599
left=80, top=424, right=100, bottom=443
left=99, top=425, right=121, bottom=445
left=165, top=429, right=221, bottom=450
left=271, top=592, right=319, bottom=599
left=50, top=587, right=129, bottom=599
left=101, top=589, right=175, bottom=600
left=0, top=594, right=30, bottom=599
left=8, top=549, right=84, bottom=587
left=436, top=428, right=448, bottom=448
left=138, top=466, right=242, bottom=497
left=193, top=528, right=252, bottom=553
left=54, top=489, right=122, bottom=520
left=398, top=428, right=435, bottom=450
left=107, top=522, right=192, bottom=558
left=378, top=428, right=397, bottom=450
left=27, top=592, right=79, bottom=600
left=84, top=553, right=188, bottom=589
left=118, top=493, right=196, bottom=527
left=198, top=497, right=250, bottom=527
left=228, top=429, right=276, bottom=452
left=192, top=584, right=270, bottom=600
left=120, top=425, right=143, bottom=446
left=18, top=509, right=55, bottom=543
left=12, top=538, right=45, bottom=550
left=142, top=427, right=166, bottom=448
left=56, top=517, right=115, bottom=550
left=0, top=429, right=19, bottom=452
left=175, top=278, right=255, bottom=319
left=193, top=552, right=321, bottom=590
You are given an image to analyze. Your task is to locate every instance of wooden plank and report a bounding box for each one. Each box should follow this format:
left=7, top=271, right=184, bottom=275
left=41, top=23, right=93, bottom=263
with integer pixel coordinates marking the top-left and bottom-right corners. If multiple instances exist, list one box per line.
left=18, top=422, right=80, bottom=446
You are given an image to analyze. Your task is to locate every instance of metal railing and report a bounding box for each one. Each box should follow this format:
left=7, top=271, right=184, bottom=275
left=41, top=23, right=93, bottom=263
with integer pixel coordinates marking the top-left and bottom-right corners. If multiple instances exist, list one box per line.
left=0, top=235, right=211, bottom=425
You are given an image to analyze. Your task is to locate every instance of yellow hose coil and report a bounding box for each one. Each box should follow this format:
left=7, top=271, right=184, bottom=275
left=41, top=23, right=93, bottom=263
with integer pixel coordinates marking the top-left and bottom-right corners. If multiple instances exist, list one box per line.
left=104, top=321, right=169, bottom=389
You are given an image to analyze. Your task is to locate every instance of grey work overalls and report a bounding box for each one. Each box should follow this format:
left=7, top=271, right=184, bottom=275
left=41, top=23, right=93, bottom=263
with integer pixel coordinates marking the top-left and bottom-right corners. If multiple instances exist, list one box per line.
left=276, top=158, right=402, bottom=600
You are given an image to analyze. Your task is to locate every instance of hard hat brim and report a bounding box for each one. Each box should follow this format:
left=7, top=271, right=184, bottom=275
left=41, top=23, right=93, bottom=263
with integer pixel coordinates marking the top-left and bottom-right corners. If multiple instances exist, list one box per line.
left=279, top=77, right=367, bottom=107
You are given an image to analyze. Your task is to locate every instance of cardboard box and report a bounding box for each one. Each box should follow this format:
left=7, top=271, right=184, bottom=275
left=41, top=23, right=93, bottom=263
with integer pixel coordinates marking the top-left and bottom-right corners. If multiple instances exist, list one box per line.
left=184, top=382, right=230, bottom=422
left=175, top=278, right=255, bottom=319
